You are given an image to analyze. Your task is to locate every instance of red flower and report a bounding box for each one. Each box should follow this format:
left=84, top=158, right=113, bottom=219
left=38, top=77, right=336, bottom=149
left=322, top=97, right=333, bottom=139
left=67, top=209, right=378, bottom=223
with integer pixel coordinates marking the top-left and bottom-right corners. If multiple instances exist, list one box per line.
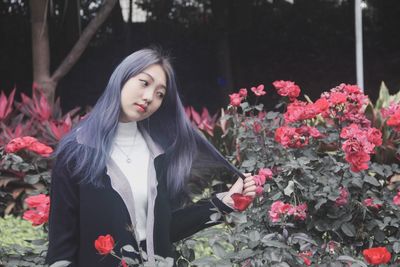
left=25, top=194, right=50, bottom=209
left=273, top=80, right=301, bottom=100
left=343, top=84, right=362, bottom=94
left=363, top=198, right=383, bottom=209
left=239, top=88, right=248, bottom=97
left=231, top=193, right=253, bottom=211
left=28, top=142, right=53, bottom=157
left=23, top=194, right=50, bottom=226
left=5, top=136, right=53, bottom=157
left=258, top=168, right=273, bottom=180
left=251, top=84, right=266, bottom=96
left=314, top=98, right=330, bottom=113
left=367, top=128, right=382, bottom=146
left=253, top=121, right=262, bottom=134
left=335, top=187, right=349, bottom=206
left=387, top=112, right=400, bottom=131
left=229, top=93, right=242, bottom=107
left=288, top=203, right=308, bottom=221
left=94, top=234, right=115, bottom=255
left=0, top=89, right=16, bottom=121
left=393, top=192, right=400, bottom=206
left=363, top=247, right=391, bottom=265
left=298, top=251, right=312, bottom=266
left=121, top=259, right=128, bottom=267
left=329, top=92, right=347, bottom=104
left=269, top=201, right=293, bottom=222
left=345, top=151, right=370, bottom=172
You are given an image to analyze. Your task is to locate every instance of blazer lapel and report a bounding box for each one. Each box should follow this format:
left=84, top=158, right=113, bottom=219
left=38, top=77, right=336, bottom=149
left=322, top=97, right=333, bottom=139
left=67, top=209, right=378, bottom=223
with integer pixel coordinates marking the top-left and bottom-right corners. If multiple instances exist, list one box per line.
left=139, top=126, right=164, bottom=266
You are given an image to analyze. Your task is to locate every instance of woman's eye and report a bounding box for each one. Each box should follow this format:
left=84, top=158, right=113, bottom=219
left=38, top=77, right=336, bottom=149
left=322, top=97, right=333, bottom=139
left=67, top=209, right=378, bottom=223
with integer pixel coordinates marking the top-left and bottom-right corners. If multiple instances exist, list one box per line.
left=157, top=92, right=165, bottom=99
left=140, top=79, right=148, bottom=86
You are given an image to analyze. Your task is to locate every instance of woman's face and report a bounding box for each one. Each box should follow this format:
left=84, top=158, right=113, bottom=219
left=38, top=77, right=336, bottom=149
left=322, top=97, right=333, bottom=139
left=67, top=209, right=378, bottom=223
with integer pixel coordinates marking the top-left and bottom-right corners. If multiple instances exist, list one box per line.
left=120, top=64, right=167, bottom=122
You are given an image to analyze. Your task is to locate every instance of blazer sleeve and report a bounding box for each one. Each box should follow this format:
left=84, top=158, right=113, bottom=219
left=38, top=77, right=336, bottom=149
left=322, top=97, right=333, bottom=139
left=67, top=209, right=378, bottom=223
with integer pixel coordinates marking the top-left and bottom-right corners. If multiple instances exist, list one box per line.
left=45, top=159, right=80, bottom=266
left=169, top=193, right=234, bottom=242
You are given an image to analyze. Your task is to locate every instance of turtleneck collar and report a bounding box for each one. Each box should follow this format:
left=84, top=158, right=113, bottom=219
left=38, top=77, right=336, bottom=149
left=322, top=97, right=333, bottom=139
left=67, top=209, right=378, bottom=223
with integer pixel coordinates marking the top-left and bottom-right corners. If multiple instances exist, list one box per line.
left=114, top=121, right=139, bottom=145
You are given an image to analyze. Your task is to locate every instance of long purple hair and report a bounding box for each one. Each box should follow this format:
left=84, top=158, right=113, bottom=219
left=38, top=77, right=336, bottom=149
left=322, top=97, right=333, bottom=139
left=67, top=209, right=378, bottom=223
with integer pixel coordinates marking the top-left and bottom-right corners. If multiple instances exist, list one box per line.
left=54, top=48, right=243, bottom=198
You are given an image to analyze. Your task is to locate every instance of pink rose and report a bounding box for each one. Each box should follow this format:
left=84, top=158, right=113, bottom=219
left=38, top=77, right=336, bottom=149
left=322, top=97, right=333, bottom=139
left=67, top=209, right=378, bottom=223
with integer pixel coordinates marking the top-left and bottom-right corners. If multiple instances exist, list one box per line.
left=239, top=88, right=248, bottom=97
left=258, top=168, right=273, bottom=180
left=229, top=93, right=242, bottom=107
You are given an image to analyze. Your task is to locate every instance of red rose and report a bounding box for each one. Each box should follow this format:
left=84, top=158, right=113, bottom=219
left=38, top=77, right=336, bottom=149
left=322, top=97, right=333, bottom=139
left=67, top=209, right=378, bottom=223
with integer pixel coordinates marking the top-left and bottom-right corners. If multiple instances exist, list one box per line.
left=229, top=93, right=242, bottom=107
left=94, top=234, right=115, bottom=255
left=23, top=194, right=50, bottom=226
left=23, top=207, right=49, bottom=226
left=363, top=247, right=391, bottom=265
left=25, top=194, right=50, bottom=209
left=121, top=259, right=128, bottom=267
left=231, top=193, right=253, bottom=211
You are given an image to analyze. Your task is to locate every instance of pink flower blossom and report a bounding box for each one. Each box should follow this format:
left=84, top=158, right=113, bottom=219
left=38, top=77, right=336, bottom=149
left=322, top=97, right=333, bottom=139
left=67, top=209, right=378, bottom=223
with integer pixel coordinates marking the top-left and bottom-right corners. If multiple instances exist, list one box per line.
left=335, top=187, right=349, bottom=206
left=239, top=88, right=248, bottom=97
left=273, top=80, right=301, bottom=100
left=258, top=168, right=273, bottom=180
left=288, top=203, right=308, bottom=221
left=363, top=198, right=383, bottom=209
left=393, top=192, right=400, bottom=206
left=229, top=93, right=242, bottom=107
left=251, top=84, right=266, bottom=96
left=269, top=201, right=292, bottom=222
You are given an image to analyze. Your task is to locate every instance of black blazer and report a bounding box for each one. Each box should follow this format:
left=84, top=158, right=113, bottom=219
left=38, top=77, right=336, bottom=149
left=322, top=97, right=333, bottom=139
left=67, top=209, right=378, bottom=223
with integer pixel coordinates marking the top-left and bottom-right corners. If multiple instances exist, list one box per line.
left=45, top=152, right=234, bottom=267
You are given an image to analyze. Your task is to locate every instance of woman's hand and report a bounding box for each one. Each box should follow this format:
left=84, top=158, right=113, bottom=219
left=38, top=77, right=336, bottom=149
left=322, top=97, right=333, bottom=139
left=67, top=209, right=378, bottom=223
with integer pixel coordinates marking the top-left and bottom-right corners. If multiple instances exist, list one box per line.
left=222, top=173, right=257, bottom=210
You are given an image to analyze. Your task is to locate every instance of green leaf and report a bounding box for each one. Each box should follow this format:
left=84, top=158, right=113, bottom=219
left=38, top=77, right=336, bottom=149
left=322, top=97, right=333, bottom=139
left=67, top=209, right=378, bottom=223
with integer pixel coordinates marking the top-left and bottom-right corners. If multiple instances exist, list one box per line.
left=121, top=245, right=137, bottom=253
left=364, top=175, right=380, bottom=186
left=341, top=222, right=356, bottom=237
left=284, top=181, right=294, bottom=196
left=241, top=158, right=256, bottom=168
left=375, top=81, right=390, bottom=109
left=260, top=240, right=290, bottom=249
left=393, top=242, right=400, bottom=254
left=337, top=255, right=368, bottom=267
left=24, top=174, right=40, bottom=184
left=212, top=242, right=227, bottom=258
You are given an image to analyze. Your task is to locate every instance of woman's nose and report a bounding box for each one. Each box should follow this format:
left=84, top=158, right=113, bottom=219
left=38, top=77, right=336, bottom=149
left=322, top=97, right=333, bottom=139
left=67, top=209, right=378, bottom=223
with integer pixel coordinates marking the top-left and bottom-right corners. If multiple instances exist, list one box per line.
left=142, top=88, right=154, bottom=103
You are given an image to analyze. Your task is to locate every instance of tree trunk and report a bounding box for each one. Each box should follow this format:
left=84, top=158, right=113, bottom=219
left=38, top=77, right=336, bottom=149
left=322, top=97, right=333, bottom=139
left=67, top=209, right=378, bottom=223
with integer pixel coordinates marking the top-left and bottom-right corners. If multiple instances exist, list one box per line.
left=29, top=0, right=117, bottom=104
left=30, top=0, right=56, bottom=103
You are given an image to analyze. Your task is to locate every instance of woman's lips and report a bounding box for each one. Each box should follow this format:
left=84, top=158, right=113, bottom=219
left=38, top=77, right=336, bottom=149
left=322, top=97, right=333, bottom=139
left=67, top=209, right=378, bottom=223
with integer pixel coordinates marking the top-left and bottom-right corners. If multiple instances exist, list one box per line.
left=135, top=104, right=146, bottom=113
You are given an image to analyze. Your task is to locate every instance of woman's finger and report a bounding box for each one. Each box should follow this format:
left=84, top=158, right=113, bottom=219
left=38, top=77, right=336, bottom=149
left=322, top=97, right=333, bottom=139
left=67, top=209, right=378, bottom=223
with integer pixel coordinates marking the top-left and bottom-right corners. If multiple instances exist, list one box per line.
left=243, top=185, right=257, bottom=195
left=244, top=178, right=255, bottom=186
left=244, top=175, right=254, bottom=183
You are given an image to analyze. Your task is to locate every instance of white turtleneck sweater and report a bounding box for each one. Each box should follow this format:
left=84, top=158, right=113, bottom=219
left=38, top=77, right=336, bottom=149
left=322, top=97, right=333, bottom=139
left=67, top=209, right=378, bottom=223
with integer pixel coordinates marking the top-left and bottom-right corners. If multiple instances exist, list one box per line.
left=111, top=121, right=149, bottom=241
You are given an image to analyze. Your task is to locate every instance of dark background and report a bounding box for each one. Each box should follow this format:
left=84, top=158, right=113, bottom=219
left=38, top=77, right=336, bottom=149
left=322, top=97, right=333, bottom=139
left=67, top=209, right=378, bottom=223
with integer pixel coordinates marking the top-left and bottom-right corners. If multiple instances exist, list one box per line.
left=0, top=0, right=399, bottom=114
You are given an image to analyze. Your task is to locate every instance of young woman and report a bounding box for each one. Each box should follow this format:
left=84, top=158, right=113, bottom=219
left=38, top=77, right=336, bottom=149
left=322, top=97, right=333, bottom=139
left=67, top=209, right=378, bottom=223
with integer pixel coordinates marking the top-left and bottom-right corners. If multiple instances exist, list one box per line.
left=46, top=48, right=256, bottom=267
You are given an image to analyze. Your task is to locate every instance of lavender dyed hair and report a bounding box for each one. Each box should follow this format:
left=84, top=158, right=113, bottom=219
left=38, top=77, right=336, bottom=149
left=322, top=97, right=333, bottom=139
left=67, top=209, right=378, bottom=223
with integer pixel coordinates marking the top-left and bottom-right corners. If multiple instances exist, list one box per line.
left=54, top=47, right=243, bottom=197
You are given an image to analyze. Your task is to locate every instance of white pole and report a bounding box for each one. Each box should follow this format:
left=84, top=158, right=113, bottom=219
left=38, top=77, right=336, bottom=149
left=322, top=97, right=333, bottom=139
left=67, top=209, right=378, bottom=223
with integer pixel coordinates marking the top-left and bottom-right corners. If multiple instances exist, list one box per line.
left=355, top=0, right=364, bottom=92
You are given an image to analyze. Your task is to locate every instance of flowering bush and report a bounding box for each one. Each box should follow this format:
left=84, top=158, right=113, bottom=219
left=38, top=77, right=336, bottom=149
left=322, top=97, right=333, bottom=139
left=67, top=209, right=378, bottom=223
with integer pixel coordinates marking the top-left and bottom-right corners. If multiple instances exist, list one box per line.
left=0, top=86, right=81, bottom=216
left=182, top=82, right=400, bottom=266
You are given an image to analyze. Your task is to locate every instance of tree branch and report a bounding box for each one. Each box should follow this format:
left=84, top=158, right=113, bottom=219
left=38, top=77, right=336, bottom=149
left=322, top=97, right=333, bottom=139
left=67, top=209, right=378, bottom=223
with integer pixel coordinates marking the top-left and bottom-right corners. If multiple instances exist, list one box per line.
left=51, top=0, right=117, bottom=82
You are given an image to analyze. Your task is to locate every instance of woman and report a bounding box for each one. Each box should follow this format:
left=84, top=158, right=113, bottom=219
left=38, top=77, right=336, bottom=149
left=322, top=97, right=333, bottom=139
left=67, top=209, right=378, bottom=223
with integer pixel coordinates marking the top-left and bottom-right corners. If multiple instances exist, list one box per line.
left=46, top=48, right=256, bottom=267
